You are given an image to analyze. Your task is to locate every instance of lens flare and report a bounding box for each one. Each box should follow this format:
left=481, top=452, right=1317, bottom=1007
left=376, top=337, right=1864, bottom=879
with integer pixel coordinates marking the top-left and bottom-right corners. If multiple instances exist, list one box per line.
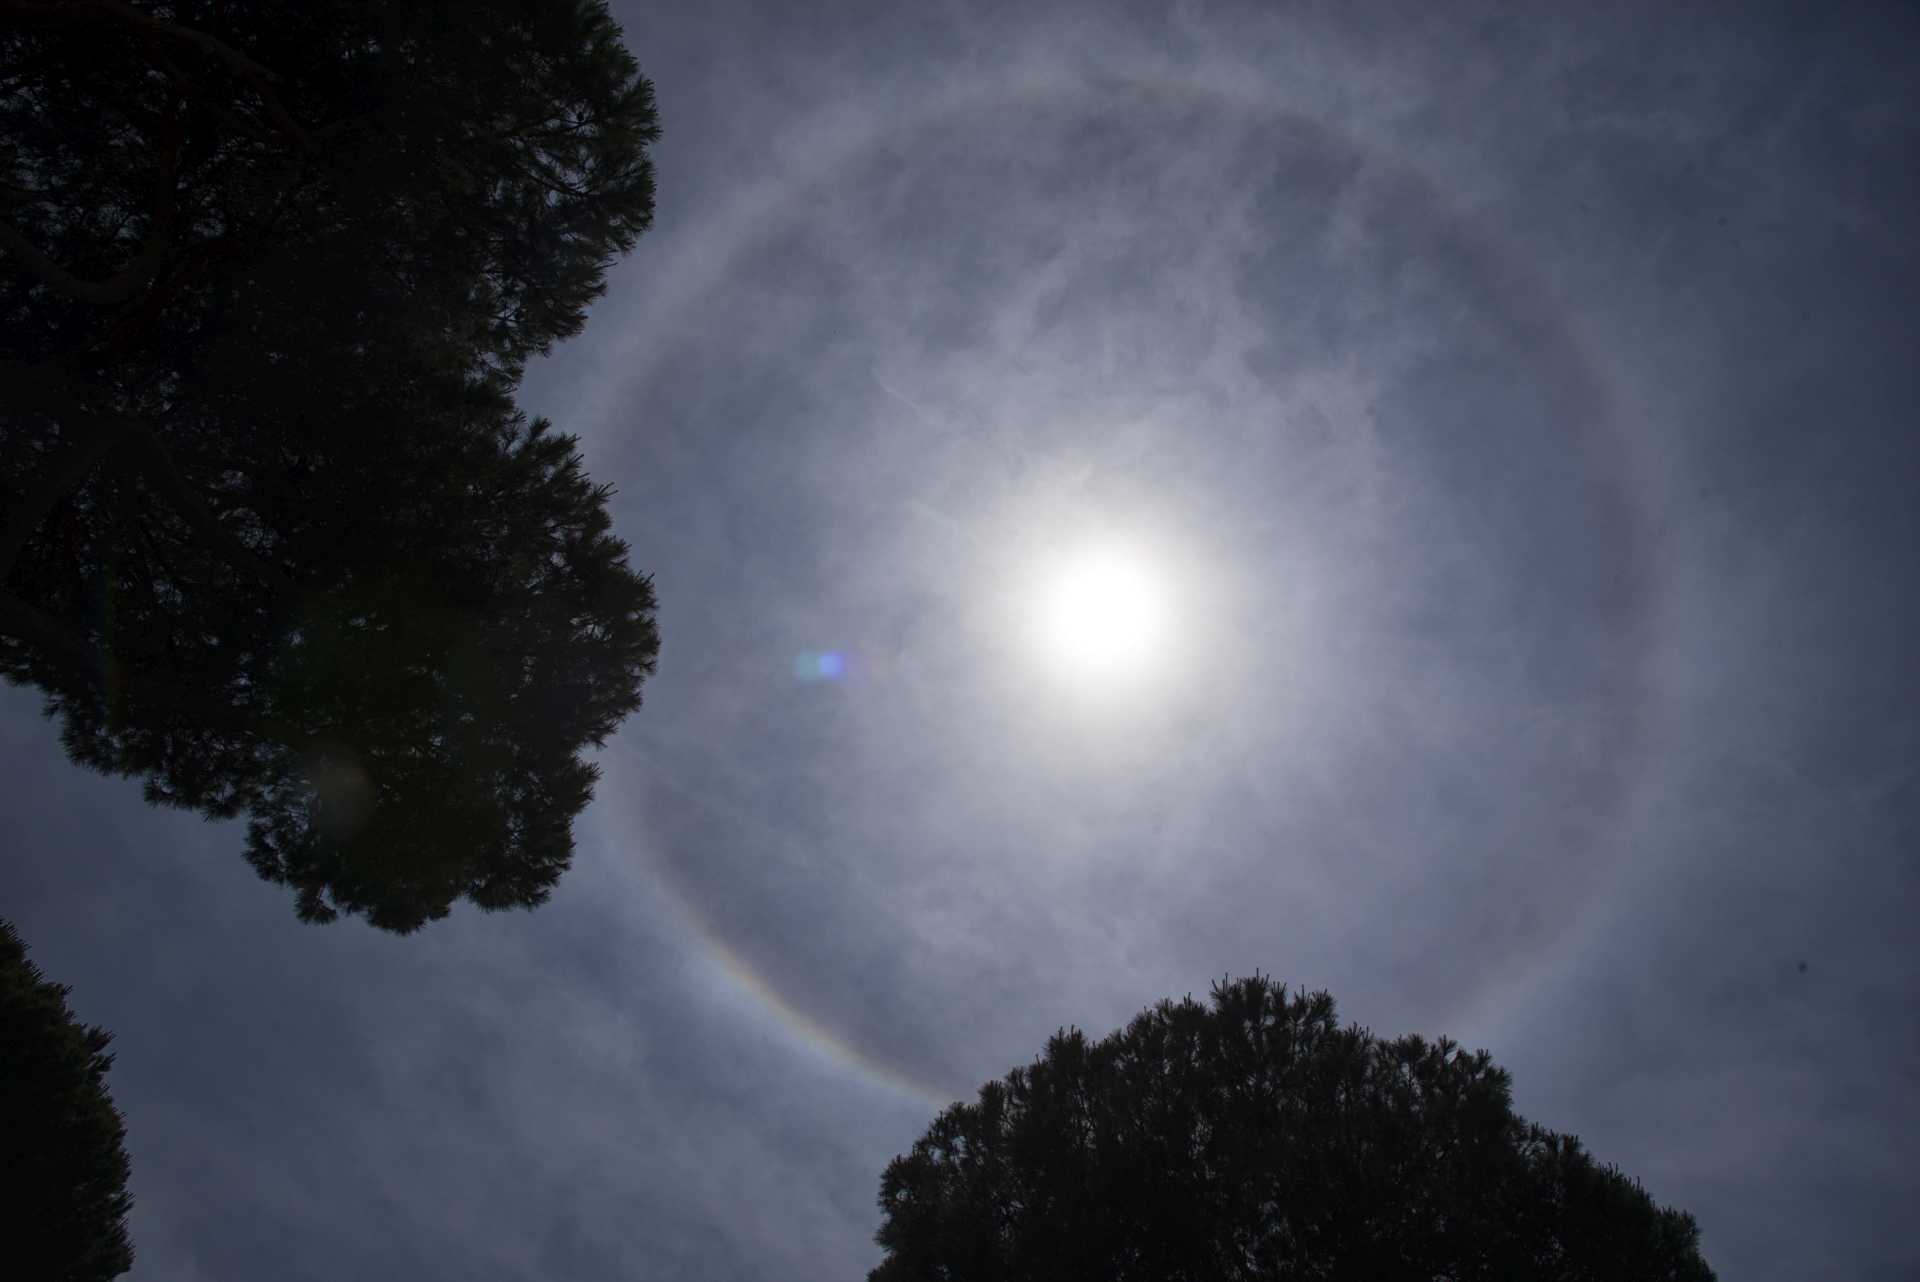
left=792, top=649, right=849, bottom=682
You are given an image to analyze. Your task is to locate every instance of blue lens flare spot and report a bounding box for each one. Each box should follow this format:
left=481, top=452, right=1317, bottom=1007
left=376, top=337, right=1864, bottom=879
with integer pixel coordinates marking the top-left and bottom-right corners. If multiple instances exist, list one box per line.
left=793, top=649, right=849, bottom=682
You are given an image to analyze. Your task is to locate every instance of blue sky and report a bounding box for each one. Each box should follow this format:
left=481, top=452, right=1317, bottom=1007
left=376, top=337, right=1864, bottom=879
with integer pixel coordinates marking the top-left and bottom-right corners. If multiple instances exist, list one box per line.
left=4, top=1, right=1917, bottom=1277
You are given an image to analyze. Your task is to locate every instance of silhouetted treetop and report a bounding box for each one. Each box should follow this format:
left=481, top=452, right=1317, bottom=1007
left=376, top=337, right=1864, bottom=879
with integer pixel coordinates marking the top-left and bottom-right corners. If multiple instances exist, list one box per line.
left=9, top=392, right=657, bottom=930
left=1, top=0, right=658, bottom=379
left=1, top=918, right=135, bottom=1281
left=2, top=0, right=661, bottom=929
left=871, top=976, right=1716, bottom=1282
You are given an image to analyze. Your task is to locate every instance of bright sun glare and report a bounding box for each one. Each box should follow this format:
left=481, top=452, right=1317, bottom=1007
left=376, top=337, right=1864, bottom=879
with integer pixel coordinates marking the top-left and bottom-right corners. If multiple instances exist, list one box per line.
left=1034, top=543, right=1170, bottom=688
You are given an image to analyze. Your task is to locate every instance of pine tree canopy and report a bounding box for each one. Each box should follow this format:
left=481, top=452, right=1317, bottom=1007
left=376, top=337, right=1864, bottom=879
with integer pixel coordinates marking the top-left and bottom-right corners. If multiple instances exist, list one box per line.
left=0, top=918, right=136, bottom=1281
left=1, top=0, right=662, bottom=930
left=871, top=976, right=1717, bottom=1282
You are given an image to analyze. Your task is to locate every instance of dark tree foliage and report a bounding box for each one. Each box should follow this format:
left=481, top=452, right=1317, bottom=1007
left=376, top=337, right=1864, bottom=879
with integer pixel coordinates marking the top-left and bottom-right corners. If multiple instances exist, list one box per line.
left=872, top=977, right=1716, bottom=1282
left=0, top=918, right=135, bottom=1281
left=1, top=1, right=662, bottom=930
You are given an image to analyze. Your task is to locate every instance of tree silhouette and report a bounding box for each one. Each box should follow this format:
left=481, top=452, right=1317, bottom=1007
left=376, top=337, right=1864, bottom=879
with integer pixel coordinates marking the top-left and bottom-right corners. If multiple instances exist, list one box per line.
left=1, top=919, right=135, bottom=1281
left=1, top=1, right=661, bottom=929
left=872, top=976, right=1716, bottom=1281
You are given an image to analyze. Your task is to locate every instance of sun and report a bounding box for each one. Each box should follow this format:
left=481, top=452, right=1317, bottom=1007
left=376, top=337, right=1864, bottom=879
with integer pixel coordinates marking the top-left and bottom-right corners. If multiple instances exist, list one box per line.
left=1033, top=542, right=1170, bottom=687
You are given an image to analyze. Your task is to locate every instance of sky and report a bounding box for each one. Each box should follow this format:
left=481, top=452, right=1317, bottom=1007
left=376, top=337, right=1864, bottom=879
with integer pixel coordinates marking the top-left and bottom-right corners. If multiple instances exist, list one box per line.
left=4, top=0, right=1918, bottom=1278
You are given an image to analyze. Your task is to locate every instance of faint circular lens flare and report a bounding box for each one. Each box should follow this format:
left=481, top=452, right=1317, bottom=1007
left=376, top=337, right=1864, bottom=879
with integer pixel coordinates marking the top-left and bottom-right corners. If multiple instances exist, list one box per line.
left=1034, top=543, right=1170, bottom=687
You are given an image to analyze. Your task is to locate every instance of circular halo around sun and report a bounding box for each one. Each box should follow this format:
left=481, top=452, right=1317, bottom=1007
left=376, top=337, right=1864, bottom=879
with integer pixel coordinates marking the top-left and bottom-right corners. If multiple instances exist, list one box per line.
left=1032, top=542, right=1171, bottom=690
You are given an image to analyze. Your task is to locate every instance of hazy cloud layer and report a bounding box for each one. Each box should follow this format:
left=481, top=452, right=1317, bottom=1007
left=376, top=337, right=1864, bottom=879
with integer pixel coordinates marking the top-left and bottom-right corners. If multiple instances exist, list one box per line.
left=4, top=2, right=1916, bottom=1279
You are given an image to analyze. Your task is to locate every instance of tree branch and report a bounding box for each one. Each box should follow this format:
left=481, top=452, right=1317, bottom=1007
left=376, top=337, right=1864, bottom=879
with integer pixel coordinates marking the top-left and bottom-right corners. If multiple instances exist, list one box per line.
left=0, top=416, right=133, bottom=583
left=0, top=359, right=297, bottom=598
left=0, top=218, right=168, bottom=305
left=3, top=0, right=311, bottom=147
left=115, top=415, right=298, bottom=599
left=0, top=590, right=311, bottom=749
left=0, top=356, right=87, bottom=417
left=0, top=111, right=180, bottom=305
left=2, top=0, right=280, bottom=82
